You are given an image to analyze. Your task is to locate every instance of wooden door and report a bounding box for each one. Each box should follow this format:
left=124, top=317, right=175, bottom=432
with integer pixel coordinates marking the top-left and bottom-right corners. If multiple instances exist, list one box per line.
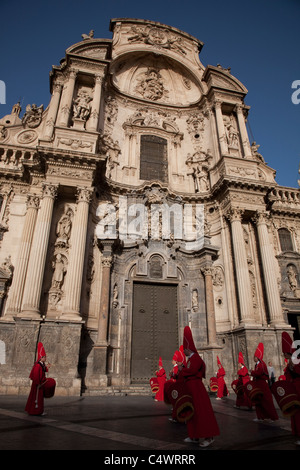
left=131, top=282, right=178, bottom=382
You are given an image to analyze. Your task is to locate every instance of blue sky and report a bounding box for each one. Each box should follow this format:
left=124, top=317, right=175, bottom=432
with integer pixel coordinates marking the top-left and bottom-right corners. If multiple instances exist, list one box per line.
left=0, top=0, right=299, bottom=188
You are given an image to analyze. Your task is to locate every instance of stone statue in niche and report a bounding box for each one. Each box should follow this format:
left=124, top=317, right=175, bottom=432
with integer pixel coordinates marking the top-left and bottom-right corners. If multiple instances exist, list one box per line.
left=51, top=253, right=66, bottom=290
left=192, top=289, right=198, bottom=311
left=72, top=88, right=92, bottom=121
left=56, top=208, right=73, bottom=247
left=186, top=153, right=210, bottom=193
left=223, top=115, right=239, bottom=149
left=287, top=265, right=298, bottom=292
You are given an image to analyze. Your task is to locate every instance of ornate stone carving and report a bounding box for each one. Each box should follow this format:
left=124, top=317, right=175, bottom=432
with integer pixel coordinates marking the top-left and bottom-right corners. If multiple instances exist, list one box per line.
left=127, top=25, right=187, bottom=55
left=22, top=104, right=43, bottom=128
left=134, top=68, right=168, bottom=102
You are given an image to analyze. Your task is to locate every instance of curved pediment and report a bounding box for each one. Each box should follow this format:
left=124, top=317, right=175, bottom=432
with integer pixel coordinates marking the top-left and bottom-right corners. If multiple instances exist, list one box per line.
left=110, top=52, right=203, bottom=106
left=65, top=39, right=112, bottom=61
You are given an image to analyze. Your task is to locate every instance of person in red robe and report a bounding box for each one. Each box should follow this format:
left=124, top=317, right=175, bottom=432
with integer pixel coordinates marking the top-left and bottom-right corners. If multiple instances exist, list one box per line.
left=180, top=326, right=220, bottom=447
left=154, top=357, right=166, bottom=401
left=282, top=332, right=300, bottom=446
left=216, top=356, right=229, bottom=399
left=25, top=342, right=50, bottom=416
left=250, top=342, right=278, bottom=422
left=235, top=351, right=252, bottom=409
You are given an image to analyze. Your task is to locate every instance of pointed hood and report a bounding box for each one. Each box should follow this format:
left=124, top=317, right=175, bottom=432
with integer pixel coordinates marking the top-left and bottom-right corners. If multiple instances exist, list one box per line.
left=37, top=342, right=46, bottom=360
left=183, top=326, right=197, bottom=353
left=254, top=343, right=264, bottom=360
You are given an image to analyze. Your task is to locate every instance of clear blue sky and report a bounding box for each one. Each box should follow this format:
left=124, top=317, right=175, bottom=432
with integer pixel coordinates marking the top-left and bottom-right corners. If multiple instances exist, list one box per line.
left=1, top=0, right=299, bottom=188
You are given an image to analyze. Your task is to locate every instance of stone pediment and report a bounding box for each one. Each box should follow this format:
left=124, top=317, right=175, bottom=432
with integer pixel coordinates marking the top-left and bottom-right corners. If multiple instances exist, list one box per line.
left=65, top=39, right=112, bottom=61
left=203, top=65, right=248, bottom=96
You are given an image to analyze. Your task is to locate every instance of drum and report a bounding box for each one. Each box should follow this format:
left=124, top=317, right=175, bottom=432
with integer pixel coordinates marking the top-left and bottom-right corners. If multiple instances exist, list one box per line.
left=271, top=380, right=300, bottom=417
left=43, top=378, right=56, bottom=398
left=236, top=381, right=245, bottom=397
left=244, top=381, right=264, bottom=404
left=231, top=379, right=239, bottom=394
left=150, top=377, right=159, bottom=393
left=209, top=377, right=218, bottom=392
left=164, top=381, right=194, bottom=423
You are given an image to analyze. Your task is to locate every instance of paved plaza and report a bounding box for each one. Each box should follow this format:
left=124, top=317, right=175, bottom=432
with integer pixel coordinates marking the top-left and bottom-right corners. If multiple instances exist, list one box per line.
left=0, top=392, right=298, bottom=454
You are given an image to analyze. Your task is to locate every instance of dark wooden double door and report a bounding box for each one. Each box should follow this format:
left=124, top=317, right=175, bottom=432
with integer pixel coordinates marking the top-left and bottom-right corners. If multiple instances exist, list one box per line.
left=131, top=282, right=178, bottom=382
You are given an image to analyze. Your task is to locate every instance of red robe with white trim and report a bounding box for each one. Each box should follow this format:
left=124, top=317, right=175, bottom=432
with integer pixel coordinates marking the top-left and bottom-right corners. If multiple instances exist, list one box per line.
left=25, top=361, right=48, bottom=415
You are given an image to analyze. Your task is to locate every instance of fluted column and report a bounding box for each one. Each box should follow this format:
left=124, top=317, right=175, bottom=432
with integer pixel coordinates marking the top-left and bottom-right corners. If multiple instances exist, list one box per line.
left=86, top=74, right=103, bottom=132
left=57, top=69, right=77, bottom=127
left=236, top=105, right=252, bottom=157
left=43, top=81, right=63, bottom=140
left=254, top=211, right=286, bottom=326
left=201, top=265, right=218, bottom=346
left=61, top=187, right=92, bottom=320
left=21, top=184, right=58, bottom=318
left=4, top=194, right=40, bottom=320
left=214, top=100, right=228, bottom=155
left=227, top=208, right=255, bottom=325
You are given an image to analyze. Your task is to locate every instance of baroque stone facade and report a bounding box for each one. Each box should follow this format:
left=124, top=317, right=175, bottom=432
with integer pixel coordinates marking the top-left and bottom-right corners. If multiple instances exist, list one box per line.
left=0, top=19, right=299, bottom=395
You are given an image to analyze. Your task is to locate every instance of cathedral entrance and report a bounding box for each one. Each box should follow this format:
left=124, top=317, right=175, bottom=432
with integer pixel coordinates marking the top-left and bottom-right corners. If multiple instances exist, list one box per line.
left=131, top=282, right=178, bottom=383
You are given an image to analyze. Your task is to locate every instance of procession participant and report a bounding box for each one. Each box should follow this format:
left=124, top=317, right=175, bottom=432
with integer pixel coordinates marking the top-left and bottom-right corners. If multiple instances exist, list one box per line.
left=250, top=342, right=278, bottom=422
left=216, top=356, right=229, bottom=400
left=25, top=342, right=50, bottom=416
left=282, top=331, right=300, bottom=445
left=154, top=357, right=167, bottom=401
left=235, top=351, right=252, bottom=409
left=180, top=326, right=220, bottom=447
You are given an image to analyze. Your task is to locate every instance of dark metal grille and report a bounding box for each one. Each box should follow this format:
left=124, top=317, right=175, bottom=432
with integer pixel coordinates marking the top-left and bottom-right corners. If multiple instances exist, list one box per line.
left=140, top=135, right=168, bottom=182
left=278, top=228, right=293, bottom=252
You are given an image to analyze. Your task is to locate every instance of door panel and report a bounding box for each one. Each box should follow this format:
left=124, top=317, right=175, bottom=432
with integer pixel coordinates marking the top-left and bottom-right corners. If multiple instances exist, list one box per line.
left=131, top=283, right=178, bottom=382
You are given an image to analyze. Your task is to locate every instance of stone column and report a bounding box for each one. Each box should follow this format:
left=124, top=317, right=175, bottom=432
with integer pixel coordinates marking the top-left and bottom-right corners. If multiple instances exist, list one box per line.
left=61, top=187, right=92, bottom=320
left=43, top=81, right=63, bottom=140
left=93, top=242, right=113, bottom=382
left=4, top=194, right=40, bottom=320
left=236, top=105, right=252, bottom=158
left=227, top=208, right=255, bottom=325
left=57, top=69, right=77, bottom=127
left=96, top=245, right=113, bottom=345
left=86, top=74, right=103, bottom=132
left=201, top=265, right=218, bottom=346
left=21, top=184, right=58, bottom=318
left=214, top=100, right=228, bottom=155
left=254, top=211, right=286, bottom=326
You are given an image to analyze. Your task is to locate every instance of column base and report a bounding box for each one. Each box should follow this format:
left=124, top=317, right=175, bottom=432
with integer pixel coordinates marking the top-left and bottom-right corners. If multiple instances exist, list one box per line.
left=60, top=311, right=82, bottom=321
left=17, top=308, right=41, bottom=319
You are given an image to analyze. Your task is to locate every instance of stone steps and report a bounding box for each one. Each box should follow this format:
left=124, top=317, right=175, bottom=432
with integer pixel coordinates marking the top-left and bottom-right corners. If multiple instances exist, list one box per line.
left=82, top=384, right=152, bottom=397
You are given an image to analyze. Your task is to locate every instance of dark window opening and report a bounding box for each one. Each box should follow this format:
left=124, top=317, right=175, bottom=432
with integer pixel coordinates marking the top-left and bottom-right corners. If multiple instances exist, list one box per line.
left=278, top=228, right=294, bottom=252
left=140, top=135, right=168, bottom=183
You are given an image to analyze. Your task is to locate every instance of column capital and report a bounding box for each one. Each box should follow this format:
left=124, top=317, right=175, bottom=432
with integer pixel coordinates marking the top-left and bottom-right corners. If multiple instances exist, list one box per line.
left=76, top=186, right=93, bottom=204
left=225, top=207, right=244, bottom=223
left=42, top=183, right=58, bottom=199
left=26, top=194, right=40, bottom=209
left=252, top=210, right=270, bottom=226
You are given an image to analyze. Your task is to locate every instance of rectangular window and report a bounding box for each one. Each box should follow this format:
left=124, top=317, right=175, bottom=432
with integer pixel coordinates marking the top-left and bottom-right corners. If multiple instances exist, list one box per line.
left=140, top=135, right=168, bottom=183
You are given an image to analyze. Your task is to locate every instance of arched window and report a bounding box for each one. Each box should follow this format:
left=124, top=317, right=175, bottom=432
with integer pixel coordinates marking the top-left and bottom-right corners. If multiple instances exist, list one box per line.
left=140, top=135, right=168, bottom=183
left=278, top=228, right=294, bottom=252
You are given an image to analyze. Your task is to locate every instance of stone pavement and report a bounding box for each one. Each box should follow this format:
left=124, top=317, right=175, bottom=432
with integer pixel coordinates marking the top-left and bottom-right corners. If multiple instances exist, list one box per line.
left=0, top=392, right=298, bottom=454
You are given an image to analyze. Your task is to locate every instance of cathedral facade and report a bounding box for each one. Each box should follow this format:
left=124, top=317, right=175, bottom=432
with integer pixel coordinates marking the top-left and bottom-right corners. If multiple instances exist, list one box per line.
left=0, top=19, right=299, bottom=396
